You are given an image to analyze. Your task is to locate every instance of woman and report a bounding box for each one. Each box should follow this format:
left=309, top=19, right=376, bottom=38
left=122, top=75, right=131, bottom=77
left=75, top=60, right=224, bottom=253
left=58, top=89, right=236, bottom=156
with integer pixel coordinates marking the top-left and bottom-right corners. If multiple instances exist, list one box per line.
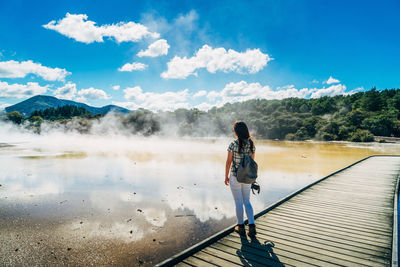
left=225, top=121, right=256, bottom=237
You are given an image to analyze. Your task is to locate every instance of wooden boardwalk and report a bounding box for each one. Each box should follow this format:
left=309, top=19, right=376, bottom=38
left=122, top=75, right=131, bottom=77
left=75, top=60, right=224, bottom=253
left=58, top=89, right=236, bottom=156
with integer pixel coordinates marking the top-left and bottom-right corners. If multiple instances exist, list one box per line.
left=156, top=155, right=400, bottom=266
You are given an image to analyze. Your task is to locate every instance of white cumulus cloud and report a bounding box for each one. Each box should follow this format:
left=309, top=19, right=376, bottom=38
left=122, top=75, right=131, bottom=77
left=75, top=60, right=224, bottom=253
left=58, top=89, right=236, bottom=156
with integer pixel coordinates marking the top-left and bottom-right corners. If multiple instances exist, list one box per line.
left=112, top=85, right=120, bottom=90
left=207, top=81, right=312, bottom=106
left=53, top=83, right=110, bottom=102
left=310, top=84, right=347, bottom=98
left=0, top=60, right=70, bottom=81
left=118, top=62, right=148, bottom=72
left=137, top=39, right=170, bottom=57
left=161, top=45, right=272, bottom=79
left=201, top=81, right=358, bottom=107
left=0, top=81, right=48, bottom=98
left=117, top=86, right=189, bottom=111
left=43, top=13, right=160, bottom=44
left=193, top=90, right=207, bottom=98
left=325, top=76, right=340, bottom=84
left=77, top=87, right=110, bottom=100
left=53, top=82, right=77, bottom=100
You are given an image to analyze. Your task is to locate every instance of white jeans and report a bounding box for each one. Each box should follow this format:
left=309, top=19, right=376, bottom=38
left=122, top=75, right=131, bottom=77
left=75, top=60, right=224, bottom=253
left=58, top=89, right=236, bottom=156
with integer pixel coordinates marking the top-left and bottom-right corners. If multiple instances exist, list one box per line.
left=229, top=174, right=255, bottom=224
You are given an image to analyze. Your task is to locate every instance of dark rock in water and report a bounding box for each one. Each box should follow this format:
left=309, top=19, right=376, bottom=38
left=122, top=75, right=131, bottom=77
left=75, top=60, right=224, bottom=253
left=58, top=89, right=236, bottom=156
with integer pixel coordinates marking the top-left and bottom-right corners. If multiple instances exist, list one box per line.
left=130, top=230, right=133, bottom=234
left=67, top=248, right=71, bottom=251
left=137, top=209, right=142, bottom=213
left=15, top=248, right=19, bottom=252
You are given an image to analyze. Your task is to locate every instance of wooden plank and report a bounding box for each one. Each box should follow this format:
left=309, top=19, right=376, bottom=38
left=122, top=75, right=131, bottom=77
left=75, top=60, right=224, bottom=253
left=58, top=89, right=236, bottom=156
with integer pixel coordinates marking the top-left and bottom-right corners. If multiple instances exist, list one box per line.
left=267, top=209, right=393, bottom=234
left=255, top=227, right=389, bottom=266
left=176, top=262, right=195, bottom=267
left=222, top=235, right=383, bottom=267
left=318, top=181, right=396, bottom=189
left=283, top=201, right=391, bottom=222
left=294, top=194, right=394, bottom=209
left=191, top=250, right=243, bottom=266
left=305, top=188, right=395, bottom=200
left=219, top=236, right=315, bottom=266
left=319, top=179, right=396, bottom=188
left=183, top=256, right=217, bottom=267
left=274, top=205, right=392, bottom=228
left=255, top=220, right=390, bottom=260
left=156, top=156, right=400, bottom=266
left=262, top=211, right=393, bottom=243
left=211, top=241, right=289, bottom=266
left=294, top=195, right=394, bottom=212
left=308, top=185, right=394, bottom=195
left=222, top=235, right=326, bottom=267
left=303, top=188, right=394, bottom=201
left=202, top=246, right=266, bottom=267
left=261, top=215, right=391, bottom=249
left=290, top=198, right=392, bottom=215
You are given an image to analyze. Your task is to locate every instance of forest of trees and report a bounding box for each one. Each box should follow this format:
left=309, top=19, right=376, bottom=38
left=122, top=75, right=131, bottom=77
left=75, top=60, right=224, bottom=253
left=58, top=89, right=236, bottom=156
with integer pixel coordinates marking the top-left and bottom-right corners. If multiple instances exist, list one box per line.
left=30, top=105, right=95, bottom=120
left=2, top=88, right=400, bottom=142
left=157, top=88, right=400, bottom=142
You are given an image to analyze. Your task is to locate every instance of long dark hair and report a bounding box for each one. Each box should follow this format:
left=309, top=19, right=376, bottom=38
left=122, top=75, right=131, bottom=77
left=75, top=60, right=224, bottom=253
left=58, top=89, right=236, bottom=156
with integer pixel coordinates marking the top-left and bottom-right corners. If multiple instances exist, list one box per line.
left=233, top=121, right=254, bottom=154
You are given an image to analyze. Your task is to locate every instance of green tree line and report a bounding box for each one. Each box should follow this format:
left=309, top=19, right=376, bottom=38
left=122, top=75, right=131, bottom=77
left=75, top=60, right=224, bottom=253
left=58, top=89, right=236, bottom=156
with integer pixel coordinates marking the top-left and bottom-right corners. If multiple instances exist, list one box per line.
left=162, top=88, right=400, bottom=141
left=2, top=88, right=400, bottom=142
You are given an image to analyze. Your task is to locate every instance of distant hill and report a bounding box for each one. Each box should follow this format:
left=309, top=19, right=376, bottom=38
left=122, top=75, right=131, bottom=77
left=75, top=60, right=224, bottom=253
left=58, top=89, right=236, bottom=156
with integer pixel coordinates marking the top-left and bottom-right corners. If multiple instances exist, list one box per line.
left=5, top=95, right=131, bottom=117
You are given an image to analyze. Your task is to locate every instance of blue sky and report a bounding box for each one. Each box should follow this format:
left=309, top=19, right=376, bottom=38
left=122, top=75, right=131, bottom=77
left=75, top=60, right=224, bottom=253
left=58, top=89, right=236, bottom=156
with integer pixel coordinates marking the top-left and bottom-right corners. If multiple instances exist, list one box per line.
left=0, top=0, right=399, bottom=111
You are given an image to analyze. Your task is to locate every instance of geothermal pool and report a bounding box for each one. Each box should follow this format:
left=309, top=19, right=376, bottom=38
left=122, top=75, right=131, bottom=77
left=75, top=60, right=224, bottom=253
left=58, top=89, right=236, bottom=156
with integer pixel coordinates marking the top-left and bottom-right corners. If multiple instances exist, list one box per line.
left=0, top=127, right=399, bottom=266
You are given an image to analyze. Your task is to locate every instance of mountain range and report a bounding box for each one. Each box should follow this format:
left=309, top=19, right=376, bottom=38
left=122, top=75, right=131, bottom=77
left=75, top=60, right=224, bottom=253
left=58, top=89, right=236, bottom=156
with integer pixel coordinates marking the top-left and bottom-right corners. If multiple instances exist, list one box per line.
left=5, top=95, right=131, bottom=117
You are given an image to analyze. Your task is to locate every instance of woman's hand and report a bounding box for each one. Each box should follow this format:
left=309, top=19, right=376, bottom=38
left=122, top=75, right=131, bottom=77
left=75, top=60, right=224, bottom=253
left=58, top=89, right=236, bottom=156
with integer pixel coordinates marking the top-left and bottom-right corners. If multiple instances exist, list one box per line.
left=224, top=176, right=229, bottom=186
left=225, top=152, right=233, bottom=186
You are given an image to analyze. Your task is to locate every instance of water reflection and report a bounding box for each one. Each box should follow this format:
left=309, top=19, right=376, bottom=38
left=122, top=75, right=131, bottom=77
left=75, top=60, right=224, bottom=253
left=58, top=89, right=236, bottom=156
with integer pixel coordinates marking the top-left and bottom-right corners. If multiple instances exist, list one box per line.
left=0, top=136, right=399, bottom=266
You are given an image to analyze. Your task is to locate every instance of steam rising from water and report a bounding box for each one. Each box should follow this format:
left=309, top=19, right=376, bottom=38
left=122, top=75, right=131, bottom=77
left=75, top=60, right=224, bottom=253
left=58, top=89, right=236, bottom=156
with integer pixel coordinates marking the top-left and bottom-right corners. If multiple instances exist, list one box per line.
left=1, top=116, right=398, bottom=265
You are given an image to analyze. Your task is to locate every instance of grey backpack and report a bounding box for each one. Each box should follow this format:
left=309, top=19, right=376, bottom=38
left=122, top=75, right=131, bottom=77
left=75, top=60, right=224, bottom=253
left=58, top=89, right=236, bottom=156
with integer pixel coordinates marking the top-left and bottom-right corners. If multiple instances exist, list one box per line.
left=236, top=154, right=258, bottom=184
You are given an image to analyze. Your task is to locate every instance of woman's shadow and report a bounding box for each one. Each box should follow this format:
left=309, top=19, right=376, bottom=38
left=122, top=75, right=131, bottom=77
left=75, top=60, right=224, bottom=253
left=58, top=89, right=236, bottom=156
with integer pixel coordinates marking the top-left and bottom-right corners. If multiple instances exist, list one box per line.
left=236, top=236, right=284, bottom=267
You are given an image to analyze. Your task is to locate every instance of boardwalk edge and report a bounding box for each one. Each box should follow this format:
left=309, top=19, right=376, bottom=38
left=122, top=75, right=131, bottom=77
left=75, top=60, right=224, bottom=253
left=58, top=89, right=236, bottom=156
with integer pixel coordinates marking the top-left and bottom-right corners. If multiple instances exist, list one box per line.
left=392, top=170, right=400, bottom=267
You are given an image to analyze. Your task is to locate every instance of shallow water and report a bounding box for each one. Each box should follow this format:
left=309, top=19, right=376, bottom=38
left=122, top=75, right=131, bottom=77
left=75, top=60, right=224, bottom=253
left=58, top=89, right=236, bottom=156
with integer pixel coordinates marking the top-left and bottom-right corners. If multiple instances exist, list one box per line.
left=0, top=132, right=399, bottom=266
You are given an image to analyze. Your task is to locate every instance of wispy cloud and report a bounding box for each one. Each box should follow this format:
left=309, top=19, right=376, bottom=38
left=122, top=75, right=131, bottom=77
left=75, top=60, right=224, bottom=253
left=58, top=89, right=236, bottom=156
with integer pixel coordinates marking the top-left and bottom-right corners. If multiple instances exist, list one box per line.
left=43, top=13, right=160, bottom=44
left=0, top=60, right=70, bottom=81
left=161, top=45, right=272, bottom=79
left=140, top=10, right=204, bottom=56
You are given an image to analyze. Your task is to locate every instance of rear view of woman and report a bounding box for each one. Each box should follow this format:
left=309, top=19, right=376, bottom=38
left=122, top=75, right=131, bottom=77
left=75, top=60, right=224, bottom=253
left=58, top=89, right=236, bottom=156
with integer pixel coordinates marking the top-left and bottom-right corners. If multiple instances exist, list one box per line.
left=225, top=121, right=256, bottom=237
